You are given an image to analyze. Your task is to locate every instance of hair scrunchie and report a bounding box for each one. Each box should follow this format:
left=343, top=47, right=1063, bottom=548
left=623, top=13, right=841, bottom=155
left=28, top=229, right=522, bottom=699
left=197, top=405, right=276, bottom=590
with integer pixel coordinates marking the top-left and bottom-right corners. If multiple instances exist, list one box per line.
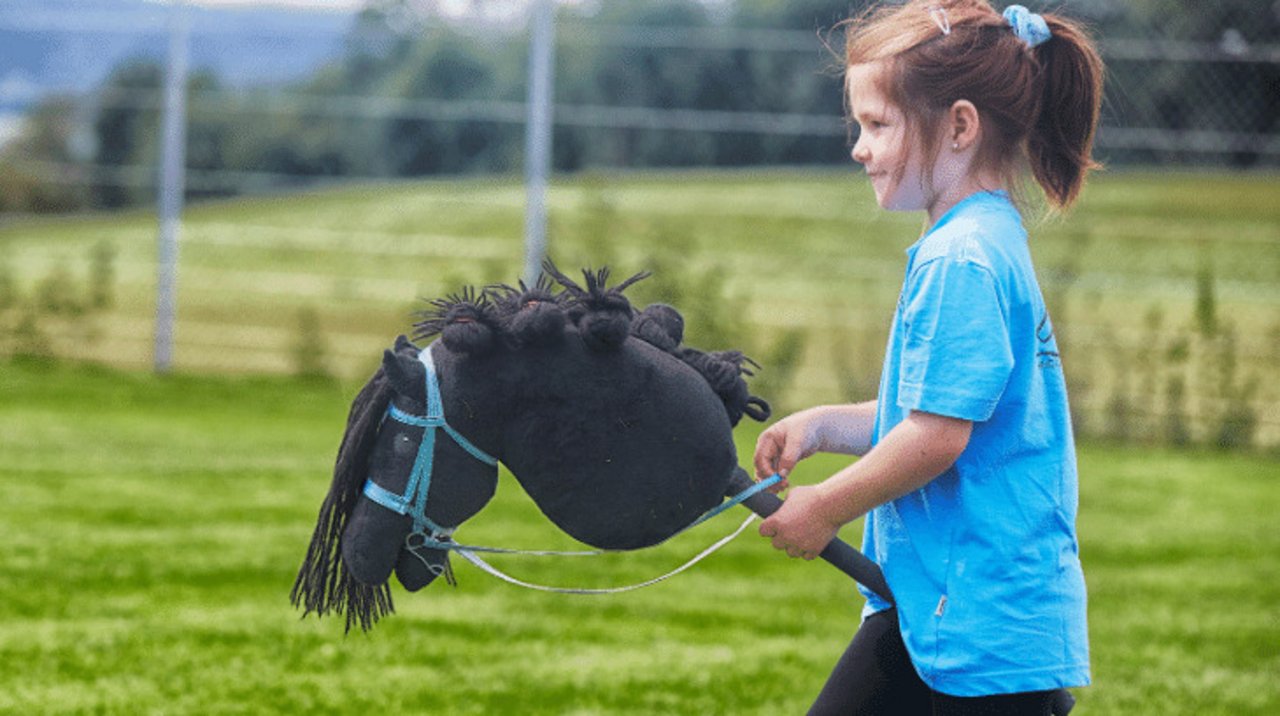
left=1002, top=5, right=1051, bottom=48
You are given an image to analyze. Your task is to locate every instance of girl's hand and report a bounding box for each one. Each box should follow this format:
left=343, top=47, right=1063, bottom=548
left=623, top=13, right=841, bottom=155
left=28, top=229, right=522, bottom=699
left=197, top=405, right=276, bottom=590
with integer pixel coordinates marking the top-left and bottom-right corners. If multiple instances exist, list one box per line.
left=753, top=411, right=824, bottom=490
left=758, top=484, right=842, bottom=560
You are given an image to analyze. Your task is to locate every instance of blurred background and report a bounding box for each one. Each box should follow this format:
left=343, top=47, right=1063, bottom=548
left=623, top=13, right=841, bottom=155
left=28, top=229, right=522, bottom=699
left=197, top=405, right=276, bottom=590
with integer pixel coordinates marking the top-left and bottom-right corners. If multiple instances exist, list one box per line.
left=2, top=0, right=1278, bottom=451
left=2, top=4, right=1278, bottom=714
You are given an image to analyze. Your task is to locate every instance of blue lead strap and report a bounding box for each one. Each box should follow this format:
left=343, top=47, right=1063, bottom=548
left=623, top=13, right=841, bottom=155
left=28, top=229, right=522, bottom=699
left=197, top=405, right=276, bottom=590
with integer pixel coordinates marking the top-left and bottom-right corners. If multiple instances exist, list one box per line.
left=688, top=473, right=781, bottom=529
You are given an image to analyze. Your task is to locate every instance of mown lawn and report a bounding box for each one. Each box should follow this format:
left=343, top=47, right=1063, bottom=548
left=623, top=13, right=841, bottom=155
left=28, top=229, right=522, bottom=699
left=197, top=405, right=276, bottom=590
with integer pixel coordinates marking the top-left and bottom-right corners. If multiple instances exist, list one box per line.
left=2, top=169, right=1278, bottom=446
left=1, top=359, right=1277, bottom=714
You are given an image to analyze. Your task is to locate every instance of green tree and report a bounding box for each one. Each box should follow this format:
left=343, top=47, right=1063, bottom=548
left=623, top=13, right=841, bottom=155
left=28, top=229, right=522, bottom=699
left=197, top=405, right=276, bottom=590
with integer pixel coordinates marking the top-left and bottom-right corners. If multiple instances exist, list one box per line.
left=380, top=32, right=516, bottom=176
left=93, top=61, right=163, bottom=208
left=0, top=96, right=92, bottom=213
left=184, top=72, right=236, bottom=199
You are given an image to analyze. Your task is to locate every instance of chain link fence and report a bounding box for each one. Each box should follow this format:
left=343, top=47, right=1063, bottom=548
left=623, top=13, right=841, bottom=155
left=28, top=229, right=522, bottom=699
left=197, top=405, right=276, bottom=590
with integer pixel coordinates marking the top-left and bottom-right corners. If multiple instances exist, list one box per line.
left=2, top=0, right=1277, bottom=198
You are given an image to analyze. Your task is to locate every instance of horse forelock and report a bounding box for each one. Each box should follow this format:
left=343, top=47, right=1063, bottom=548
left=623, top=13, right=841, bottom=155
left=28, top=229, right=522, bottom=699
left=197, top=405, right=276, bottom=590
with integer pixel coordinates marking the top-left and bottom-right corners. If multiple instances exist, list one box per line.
left=291, top=366, right=396, bottom=632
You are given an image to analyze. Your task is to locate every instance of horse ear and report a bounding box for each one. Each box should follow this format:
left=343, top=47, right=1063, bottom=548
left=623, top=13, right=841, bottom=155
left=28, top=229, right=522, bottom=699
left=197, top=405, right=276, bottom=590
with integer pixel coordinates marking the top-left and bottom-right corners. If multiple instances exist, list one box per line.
left=382, top=349, right=419, bottom=396
left=394, top=334, right=414, bottom=352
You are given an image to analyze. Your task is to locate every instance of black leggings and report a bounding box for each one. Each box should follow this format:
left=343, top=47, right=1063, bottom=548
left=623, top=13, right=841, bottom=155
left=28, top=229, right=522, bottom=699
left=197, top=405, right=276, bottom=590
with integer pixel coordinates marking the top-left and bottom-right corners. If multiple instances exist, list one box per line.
left=808, top=609, right=1055, bottom=716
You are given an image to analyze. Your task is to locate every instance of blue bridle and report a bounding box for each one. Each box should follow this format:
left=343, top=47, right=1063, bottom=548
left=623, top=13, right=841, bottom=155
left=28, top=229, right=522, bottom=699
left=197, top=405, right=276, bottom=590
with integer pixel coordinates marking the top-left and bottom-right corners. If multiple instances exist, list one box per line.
left=361, top=345, right=498, bottom=544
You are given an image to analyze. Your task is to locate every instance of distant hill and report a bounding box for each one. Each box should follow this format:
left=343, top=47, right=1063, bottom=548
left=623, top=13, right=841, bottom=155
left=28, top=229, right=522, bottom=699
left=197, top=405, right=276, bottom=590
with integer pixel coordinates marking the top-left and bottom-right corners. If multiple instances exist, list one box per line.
left=0, top=0, right=356, bottom=112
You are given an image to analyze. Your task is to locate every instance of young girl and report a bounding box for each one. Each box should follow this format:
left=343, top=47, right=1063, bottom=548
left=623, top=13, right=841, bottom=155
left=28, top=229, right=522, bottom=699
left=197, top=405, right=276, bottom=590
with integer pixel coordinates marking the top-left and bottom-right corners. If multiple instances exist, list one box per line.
left=752, top=2, right=1103, bottom=714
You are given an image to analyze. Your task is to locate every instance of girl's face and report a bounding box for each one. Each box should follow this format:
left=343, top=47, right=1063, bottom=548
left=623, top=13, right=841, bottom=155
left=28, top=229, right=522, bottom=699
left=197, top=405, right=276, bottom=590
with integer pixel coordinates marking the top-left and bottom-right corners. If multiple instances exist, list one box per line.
left=846, top=62, right=932, bottom=213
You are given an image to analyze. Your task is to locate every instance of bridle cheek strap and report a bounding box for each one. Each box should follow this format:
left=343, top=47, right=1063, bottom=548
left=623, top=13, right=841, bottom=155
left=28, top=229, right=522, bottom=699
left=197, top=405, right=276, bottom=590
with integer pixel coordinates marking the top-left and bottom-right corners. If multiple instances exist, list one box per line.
left=361, top=345, right=497, bottom=540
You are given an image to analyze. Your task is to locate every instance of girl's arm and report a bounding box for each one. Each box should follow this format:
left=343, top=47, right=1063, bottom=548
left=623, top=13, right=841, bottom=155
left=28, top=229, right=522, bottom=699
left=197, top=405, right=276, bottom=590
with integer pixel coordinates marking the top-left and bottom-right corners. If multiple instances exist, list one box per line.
left=757, top=410, right=972, bottom=559
left=753, top=401, right=879, bottom=482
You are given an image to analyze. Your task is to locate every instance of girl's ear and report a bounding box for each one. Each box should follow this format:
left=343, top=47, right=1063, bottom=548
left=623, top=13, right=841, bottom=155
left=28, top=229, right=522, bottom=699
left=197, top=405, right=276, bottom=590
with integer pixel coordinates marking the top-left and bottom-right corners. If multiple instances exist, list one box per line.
left=948, top=99, right=982, bottom=151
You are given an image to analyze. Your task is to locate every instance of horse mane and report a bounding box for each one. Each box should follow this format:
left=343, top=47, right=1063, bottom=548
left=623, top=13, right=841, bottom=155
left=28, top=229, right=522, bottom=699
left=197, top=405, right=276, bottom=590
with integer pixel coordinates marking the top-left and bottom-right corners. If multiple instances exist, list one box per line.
left=543, top=260, right=649, bottom=351
left=488, top=275, right=569, bottom=347
left=290, top=365, right=396, bottom=633
left=411, top=260, right=770, bottom=426
left=413, top=286, right=501, bottom=356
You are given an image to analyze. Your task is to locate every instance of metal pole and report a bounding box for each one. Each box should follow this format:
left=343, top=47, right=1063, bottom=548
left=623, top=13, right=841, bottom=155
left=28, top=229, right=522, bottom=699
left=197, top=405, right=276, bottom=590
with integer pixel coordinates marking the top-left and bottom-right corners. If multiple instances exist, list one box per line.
left=522, top=0, right=555, bottom=287
left=154, top=1, right=189, bottom=373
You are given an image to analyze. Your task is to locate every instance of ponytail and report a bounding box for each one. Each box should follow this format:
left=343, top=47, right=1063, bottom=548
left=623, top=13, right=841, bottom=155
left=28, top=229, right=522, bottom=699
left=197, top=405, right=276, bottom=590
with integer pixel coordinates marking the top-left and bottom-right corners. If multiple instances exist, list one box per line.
left=1028, top=14, right=1104, bottom=210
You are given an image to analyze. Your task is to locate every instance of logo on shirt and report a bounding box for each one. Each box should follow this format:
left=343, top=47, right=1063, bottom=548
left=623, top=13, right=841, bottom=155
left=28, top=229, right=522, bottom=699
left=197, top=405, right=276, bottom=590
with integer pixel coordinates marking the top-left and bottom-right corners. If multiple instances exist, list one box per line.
left=1037, top=310, right=1060, bottom=369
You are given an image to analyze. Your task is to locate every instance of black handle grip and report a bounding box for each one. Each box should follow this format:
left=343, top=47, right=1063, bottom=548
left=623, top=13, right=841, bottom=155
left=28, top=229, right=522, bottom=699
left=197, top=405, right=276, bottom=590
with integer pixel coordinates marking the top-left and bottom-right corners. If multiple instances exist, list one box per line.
left=728, top=468, right=894, bottom=605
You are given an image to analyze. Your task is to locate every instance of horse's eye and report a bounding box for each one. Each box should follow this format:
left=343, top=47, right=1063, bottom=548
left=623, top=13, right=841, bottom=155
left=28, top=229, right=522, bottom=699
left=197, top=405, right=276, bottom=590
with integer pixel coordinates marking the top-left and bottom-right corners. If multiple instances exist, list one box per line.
left=394, top=433, right=415, bottom=456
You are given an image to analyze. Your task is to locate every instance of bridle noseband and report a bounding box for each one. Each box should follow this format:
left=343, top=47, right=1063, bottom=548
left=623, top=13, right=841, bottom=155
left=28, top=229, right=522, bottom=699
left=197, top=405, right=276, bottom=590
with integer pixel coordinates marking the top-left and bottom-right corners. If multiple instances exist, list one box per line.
left=361, top=345, right=498, bottom=547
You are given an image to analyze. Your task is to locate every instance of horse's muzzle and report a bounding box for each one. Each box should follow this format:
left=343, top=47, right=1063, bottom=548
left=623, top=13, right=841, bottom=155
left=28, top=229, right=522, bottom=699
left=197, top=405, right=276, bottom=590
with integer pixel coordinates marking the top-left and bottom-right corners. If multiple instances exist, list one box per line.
left=396, top=544, right=449, bottom=591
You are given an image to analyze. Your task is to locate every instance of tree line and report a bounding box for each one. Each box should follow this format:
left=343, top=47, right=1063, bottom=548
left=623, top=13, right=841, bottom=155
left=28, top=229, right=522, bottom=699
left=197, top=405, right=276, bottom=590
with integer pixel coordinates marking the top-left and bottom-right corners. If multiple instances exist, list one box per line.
left=1, top=0, right=1275, bottom=214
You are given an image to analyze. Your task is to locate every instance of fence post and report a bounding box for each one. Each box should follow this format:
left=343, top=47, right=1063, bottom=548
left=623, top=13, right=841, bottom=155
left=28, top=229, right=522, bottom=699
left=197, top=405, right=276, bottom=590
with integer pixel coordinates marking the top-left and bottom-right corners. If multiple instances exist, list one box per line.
left=154, top=1, right=189, bottom=374
left=522, top=0, right=556, bottom=287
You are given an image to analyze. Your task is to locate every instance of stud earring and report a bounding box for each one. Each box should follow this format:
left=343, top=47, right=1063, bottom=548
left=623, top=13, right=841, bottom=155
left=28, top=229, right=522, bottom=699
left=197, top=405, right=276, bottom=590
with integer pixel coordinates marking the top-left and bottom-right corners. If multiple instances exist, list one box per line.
left=952, top=142, right=960, bottom=150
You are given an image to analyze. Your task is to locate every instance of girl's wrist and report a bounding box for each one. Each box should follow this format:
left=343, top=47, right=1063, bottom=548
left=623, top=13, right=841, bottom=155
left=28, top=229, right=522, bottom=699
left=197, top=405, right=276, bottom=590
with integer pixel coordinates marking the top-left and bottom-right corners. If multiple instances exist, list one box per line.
left=811, top=477, right=860, bottom=529
left=813, top=404, right=870, bottom=455
left=809, top=404, right=848, bottom=453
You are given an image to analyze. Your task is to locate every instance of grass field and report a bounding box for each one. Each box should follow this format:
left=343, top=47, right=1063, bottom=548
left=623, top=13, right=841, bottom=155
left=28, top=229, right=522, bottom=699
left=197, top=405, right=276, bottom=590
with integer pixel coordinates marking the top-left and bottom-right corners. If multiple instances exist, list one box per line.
left=2, top=169, right=1278, bottom=445
left=1, top=358, right=1277, bottom=715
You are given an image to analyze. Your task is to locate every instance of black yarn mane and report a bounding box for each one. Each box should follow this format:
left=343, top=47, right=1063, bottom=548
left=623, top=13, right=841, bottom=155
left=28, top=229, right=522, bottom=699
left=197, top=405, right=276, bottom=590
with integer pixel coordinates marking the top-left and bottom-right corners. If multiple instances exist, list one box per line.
left=410, top=259, right=768, bottom=425
left=413, top=286, right=496, bottom=342
left=542, top=262, right=650, bottom=315
left=290, top=366, right=397, bottom=633
left=488, top=274, right=560, bottom=309
left=542, top=261, right=649, bottom=351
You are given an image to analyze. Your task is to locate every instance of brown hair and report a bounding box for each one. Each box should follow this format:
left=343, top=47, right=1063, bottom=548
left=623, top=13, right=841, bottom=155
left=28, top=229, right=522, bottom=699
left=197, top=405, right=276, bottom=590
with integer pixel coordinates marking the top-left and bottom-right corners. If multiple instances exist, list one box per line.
left=843, top=0, right=1104, bottom=210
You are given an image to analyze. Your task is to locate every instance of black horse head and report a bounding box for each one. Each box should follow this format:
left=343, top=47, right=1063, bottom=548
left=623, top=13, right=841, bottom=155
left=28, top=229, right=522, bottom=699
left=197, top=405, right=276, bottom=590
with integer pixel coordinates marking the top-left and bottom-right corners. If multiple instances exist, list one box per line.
left=292, top=263, right=770, bottom=631
left=290, top=335, right=504, bottom=632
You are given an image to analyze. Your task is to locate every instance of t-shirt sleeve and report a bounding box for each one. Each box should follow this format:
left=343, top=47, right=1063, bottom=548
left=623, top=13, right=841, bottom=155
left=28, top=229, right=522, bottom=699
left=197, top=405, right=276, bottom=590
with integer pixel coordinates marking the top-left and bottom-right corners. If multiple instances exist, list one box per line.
left=897, top=255, right=1014, bottom=422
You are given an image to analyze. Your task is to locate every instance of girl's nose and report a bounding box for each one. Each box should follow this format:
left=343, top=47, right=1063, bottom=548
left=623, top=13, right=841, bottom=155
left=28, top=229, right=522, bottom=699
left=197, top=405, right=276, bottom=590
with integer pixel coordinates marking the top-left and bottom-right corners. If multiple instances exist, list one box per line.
left=851, top=138, right=870, bottom=164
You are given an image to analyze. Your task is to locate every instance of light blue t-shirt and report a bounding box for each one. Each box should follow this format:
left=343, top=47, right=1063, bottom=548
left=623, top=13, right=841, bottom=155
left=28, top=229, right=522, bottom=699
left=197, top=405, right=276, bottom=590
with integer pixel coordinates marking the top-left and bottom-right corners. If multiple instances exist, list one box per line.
left=860, top=190, right=1090, bottom=696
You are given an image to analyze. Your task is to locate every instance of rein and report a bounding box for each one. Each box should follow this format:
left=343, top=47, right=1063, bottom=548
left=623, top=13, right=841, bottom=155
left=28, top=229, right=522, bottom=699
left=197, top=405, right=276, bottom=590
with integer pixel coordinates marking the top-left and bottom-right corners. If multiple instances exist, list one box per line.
left=359, top=342, right=782, bottom=593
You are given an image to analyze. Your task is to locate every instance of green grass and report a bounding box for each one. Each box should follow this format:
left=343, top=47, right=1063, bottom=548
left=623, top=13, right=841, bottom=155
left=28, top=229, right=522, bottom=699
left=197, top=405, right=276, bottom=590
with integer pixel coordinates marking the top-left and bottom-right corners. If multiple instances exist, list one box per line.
left=2, top=169, right=1278, bottom=446
left=1, top=359, right=1277, bottom=714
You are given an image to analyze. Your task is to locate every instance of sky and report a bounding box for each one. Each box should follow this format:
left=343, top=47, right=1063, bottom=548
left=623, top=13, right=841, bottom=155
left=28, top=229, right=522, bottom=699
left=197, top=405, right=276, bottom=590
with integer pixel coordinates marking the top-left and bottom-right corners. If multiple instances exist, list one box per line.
left=171, top=0, right=536, bottom=12
left=167, top=0, right=364, bottom=8
left=174, top=0, right=606, bottom=14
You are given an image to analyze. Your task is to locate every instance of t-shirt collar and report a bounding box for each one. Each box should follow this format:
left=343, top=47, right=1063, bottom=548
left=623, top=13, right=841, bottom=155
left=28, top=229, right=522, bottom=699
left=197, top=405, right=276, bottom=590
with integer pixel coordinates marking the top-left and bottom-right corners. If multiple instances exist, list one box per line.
left=908, top=190, right=1013, bottom=255
left=931, top=189, right=1012, bottom=234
